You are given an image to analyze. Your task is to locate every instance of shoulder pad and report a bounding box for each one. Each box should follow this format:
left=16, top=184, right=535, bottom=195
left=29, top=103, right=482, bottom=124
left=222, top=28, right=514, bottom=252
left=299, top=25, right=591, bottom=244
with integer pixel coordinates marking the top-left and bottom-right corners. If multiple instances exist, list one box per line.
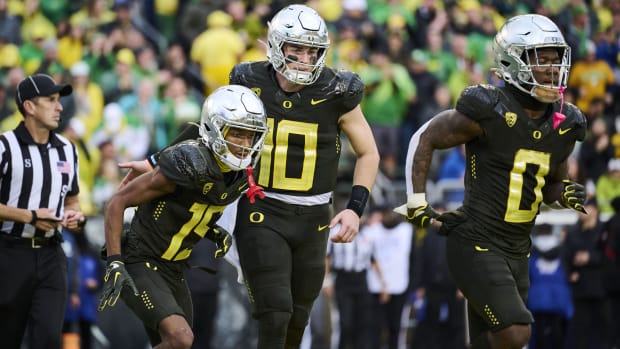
left=229, top=62, right=252, bottom=85
left=562, top=102, right=587, bottom=141
left=330, top=68, right=364, bottom=111
left=455, top=84, right=500, bottom=121
left=159, top=140, right=218, bottom=186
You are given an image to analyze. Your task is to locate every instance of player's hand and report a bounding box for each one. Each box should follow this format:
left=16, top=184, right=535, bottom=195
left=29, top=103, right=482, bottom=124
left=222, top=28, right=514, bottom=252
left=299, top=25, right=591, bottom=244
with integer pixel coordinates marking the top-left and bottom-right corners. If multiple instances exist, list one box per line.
left=394, top=193, right=439, bottom=228
left=206, top=225, right=232, bottom=258
left=118, top=160, right=153, bottom=189
left=560, top=180, right=587, bottom=214
left=98, top=257, right=138, bottom=311
left=436, top=209, right=467, bottom=236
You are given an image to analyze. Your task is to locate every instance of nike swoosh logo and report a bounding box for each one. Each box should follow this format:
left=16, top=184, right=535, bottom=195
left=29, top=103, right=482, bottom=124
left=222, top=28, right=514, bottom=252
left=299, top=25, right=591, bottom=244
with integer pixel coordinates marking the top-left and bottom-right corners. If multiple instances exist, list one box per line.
left=311, top=98, right=327, bottom=105
left=318, top=225, right=329, bottom=231
left=474, top=245, right=489, bottom=252
left=558, top=128, right=571, bottom=135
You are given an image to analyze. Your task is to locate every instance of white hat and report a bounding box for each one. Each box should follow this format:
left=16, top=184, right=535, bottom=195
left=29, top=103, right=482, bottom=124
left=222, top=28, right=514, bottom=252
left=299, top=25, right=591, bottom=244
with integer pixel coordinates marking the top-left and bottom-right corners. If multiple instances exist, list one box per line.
left=70, top=61, right=90, bottom=77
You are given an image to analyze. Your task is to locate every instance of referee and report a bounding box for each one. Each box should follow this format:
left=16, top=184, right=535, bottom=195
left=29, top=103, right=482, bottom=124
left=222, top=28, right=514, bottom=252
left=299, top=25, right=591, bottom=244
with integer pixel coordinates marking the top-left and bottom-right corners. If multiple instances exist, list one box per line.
left=0, top=74, right=86, bottom=349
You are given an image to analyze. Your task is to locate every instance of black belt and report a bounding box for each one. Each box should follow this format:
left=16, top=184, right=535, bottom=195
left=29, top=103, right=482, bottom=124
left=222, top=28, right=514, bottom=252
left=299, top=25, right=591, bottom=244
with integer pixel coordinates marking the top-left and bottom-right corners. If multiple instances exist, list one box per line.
left=0, top=234, right=59, bottom=248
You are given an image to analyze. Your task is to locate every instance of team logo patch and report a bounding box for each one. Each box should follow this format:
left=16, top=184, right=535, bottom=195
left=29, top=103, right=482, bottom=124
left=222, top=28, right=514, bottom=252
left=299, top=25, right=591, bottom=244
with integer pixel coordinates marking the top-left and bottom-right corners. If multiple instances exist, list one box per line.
left=504, top=112, right=517, bottom=128
left=202, top=182, right=213, bottom=195
left=251, top=87, right=261, bottom=97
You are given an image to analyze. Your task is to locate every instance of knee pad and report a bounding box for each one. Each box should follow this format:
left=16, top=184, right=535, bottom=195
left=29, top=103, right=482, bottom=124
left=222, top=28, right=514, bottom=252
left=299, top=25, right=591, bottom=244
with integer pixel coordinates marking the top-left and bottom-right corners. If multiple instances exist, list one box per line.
left=253, top=286, right=292, bottom=316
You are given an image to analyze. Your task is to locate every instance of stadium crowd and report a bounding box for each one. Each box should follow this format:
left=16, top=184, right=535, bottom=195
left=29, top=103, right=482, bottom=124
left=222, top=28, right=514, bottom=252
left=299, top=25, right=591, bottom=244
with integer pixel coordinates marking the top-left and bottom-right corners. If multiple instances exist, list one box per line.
left=1, top=0, right=620, bottom=348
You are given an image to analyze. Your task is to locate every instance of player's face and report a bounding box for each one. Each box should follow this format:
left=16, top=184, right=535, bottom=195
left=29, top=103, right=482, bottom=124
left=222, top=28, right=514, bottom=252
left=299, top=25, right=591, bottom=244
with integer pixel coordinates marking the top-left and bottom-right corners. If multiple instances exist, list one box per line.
left=528, top=48, right=561, bottom=86
left=225, top=127, right=257, bottom=159
left=282, top=43, right=319, bottom=71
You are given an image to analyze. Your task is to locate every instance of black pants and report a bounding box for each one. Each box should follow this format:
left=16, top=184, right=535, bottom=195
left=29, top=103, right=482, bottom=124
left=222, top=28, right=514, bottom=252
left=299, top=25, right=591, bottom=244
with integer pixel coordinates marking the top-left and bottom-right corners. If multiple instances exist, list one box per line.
left=334, top=271, right=374, bottom=349
left=0, top=244, right=67, bottom=349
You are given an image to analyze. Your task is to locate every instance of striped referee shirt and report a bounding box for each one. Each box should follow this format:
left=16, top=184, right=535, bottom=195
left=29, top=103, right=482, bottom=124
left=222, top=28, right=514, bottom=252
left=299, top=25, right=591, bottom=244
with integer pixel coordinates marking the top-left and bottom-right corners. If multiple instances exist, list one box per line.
left=0, top=122, right=79, bottom=238
left=327, top=230, right=374, bottom=273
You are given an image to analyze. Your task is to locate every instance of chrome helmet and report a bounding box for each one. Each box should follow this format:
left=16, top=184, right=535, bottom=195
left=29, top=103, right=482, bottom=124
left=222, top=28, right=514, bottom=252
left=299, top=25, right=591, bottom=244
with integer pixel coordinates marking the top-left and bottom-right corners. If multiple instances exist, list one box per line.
left=492, top=14, right=571, bottom=103
left=267, top=4, right=330, bottom=85
left=199, top=85, right=269, bottom=171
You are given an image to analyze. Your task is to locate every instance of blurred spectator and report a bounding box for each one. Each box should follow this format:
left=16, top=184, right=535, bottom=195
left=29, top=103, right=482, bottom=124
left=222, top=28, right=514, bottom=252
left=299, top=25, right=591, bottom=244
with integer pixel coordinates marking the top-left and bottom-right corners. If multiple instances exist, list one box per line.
left=437, top=145, right=466, bottom=207
left=161, top=43, right=205, bottom=98
left=409, top=217, right=466, bottom=349
left=604, top=196, right=620, bottom=349
left=62, top=118, right=100, bottom=217
left=359, top=45, right=416, bottom=178
left=0, top=32, right=20, bottom=70
left=118, top=77, right=164, bottom=155
left=527, top=224, right=573, bottom=349
left=91, top=139, right=121, bottom=213
left=326, top=220, right=378, bottom=349
left=190, top=10, right=245, bottom=94
left=20, top=0, right=56, bottom=43
left=563, top=197, right=609, bottom=349
left=161, top=76, right=201, bottom=141
left=568, top=39, right=615, bottom=113
left=365, top=206, right=414, bottom=349
left=18, top=24, right=47, bottom=74
left=57, top=23, right=87, bottom=70
left=595, top=158, right=620, bottom=219
left=67, top=61, right=104, bottom=139
left=578, top=113, right=613, bottom=185
left=98, top=47, right=137, bottom=103
left=607, top=111, right=620, bottom=159
left=423, top=30, right=458, bottom=82
left=69, top=0, right=115, bottom=39
left=0, top=83, right=14, bottom=123
left=81, top=32, right=115, bottom=83
left=0, top=0, right=22, bottom=45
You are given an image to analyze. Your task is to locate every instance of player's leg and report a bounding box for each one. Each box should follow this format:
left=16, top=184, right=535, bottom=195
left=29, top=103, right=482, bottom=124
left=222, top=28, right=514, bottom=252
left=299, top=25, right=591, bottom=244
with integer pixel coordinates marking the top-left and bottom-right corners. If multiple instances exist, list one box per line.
left=122, top=261, right=194, bottom=348
left=235, top=197, right=296, bottom=349
left=446, top=235, right=532, bottom=349
left=286, top=205, right=331, bottom=348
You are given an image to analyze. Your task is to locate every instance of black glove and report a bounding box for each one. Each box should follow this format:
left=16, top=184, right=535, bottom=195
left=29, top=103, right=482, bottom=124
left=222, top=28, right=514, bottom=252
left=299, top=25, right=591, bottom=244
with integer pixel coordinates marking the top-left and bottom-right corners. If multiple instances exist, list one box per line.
left=560, top=180, right=587, bottom=214
left=206, top=225, right=232, bottom=258
left=98, top=256, right=138, bottom=311
left=394, top=193, right=440, bottom=228
left=406, top=204, right=440, bottom=228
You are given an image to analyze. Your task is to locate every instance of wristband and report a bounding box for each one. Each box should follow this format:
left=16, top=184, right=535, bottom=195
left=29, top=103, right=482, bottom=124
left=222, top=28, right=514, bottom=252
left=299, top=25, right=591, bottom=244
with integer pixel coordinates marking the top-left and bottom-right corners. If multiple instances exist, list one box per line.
left=407, top=193, right=427, bottom=208
left=30, top=210, right=37, bottom=224
left=107, top=254, right=123, bottom=265
left=146, top=154, right=158, bottom=169
left=346, top=185, right=370, bottom=217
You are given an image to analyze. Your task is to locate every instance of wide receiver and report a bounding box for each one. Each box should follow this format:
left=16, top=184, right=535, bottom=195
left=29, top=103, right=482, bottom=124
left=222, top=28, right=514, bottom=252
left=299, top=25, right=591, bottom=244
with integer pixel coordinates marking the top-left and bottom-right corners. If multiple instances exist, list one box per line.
left=97, top=85, right=268, bottom=349
left=395, top=14, right=586, bottom=349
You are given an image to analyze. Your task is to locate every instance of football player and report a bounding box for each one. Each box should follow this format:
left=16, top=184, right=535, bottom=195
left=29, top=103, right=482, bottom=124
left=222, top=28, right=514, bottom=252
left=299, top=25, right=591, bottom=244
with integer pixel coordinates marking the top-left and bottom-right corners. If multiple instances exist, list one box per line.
left=229, top=5, right=379, bottom=349
left=97, top=85, right=269, bottom=349
left=395, top=14, right=587, bottom=349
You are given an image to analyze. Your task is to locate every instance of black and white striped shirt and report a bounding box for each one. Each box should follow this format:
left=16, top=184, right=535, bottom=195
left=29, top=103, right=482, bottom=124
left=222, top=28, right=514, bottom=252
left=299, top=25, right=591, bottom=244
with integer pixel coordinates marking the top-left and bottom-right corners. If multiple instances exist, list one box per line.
left=0, top=122, right=79, bottom=238
left=327, top=230, right=374, bottom=273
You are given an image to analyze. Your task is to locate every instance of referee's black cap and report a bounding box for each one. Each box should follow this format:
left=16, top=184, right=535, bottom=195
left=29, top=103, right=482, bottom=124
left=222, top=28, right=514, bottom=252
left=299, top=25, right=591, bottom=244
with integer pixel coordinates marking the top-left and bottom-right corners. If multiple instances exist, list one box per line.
left=16, top=74, right=72, bottom=106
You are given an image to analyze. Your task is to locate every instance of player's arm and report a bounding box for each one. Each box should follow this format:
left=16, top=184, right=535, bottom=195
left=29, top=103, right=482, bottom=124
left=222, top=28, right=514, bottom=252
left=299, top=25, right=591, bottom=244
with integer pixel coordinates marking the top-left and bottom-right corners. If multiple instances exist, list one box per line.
left=542, top=157, right=587, bottom=213
left=104, top=167, right=176, bottom=257
left=396, top=109, right=482, bottom=227
left=330, top=105, right=380, bottom=243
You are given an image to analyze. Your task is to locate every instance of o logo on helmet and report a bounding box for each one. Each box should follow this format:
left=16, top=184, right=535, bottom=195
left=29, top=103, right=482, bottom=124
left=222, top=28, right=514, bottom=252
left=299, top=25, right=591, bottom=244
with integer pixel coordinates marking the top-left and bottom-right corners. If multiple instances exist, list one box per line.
left=249, top=212, right=264, bottom=223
